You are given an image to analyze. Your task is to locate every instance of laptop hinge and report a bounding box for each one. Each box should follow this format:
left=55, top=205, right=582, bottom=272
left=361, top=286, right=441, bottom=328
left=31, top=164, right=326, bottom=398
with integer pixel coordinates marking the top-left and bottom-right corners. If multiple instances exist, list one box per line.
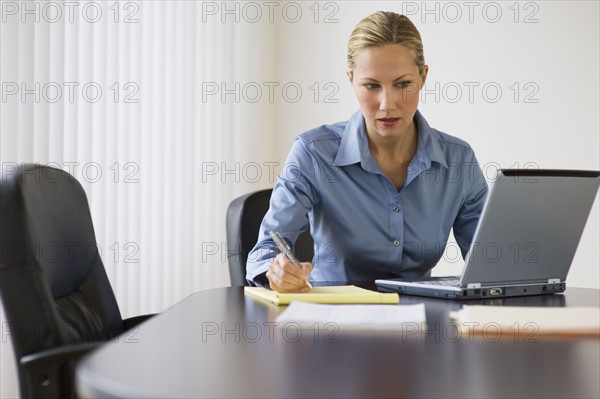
left=467, top=283, right=481, bottom=289
left=548, top=278, right=561, bottom=284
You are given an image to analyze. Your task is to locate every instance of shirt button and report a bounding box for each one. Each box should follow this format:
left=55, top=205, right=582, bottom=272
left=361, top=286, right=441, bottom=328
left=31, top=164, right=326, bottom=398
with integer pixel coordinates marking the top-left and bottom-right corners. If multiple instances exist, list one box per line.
left=393, top=240, right=400, bottom=246
left=392, top=206, right=400, bottom=212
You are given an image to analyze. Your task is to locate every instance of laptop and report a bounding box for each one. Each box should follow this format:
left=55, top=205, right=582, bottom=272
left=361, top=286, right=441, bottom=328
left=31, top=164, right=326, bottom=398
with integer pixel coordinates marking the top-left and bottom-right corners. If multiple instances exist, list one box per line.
left=376, top=169, right=600, bottom=299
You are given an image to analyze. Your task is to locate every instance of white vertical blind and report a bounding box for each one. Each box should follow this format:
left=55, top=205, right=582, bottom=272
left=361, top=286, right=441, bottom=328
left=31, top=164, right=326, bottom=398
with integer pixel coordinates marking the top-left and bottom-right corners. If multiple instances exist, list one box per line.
left=1, top=1, right=278, bottom=396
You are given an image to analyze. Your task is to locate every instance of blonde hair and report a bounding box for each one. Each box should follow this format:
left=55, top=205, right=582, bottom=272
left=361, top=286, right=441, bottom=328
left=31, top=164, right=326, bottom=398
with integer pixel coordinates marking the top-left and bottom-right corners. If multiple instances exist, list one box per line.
left=347, top=11, right=425, bottom=75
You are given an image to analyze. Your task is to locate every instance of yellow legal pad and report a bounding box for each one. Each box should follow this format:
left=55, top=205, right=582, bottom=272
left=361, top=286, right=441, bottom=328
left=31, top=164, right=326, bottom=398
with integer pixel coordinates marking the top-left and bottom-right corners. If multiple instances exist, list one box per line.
left=244, top=285, right=399, bottom=306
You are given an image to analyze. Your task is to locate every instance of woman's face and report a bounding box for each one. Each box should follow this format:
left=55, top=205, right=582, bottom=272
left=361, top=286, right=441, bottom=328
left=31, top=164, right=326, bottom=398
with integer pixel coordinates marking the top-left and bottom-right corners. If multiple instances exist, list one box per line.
left=348, top=44, right=428, bottom=141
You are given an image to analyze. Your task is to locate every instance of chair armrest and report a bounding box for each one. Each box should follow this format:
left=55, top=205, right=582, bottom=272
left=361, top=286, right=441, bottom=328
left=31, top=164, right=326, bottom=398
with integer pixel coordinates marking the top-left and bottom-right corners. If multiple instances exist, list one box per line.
left=123, top=313, right=155, bottom=331
left=19, top=342, right=102, bottom=398
left=20, top=342, right=101, bottom=368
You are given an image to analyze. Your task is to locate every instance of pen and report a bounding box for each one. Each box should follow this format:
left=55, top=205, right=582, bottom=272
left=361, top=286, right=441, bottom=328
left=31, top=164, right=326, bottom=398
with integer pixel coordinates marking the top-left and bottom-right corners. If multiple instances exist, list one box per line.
left=269, top=230, right=313, bottom=290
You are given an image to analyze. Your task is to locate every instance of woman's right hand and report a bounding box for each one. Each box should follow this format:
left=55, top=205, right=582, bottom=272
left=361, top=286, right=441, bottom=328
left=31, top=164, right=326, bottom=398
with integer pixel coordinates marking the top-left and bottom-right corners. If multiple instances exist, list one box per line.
left=266, top=253, right=314, bottom=293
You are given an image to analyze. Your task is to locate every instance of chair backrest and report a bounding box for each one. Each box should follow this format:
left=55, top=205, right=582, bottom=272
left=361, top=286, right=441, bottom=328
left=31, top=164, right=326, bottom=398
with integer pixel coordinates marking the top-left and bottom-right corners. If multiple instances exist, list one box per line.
left=0, top=164, right=126, bottom=396
left=226, top=189, right=314, bottom=286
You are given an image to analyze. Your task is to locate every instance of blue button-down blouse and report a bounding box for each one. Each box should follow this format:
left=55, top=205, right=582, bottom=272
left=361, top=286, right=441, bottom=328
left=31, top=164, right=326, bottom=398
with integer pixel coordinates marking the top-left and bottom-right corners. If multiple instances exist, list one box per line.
left=246, top=109, right=488, bottom=283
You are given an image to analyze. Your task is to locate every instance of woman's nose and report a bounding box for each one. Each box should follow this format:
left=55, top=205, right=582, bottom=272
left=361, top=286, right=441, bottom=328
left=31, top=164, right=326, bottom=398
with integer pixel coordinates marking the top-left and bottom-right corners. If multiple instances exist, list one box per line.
left=379, top=89, right=397, bottom=112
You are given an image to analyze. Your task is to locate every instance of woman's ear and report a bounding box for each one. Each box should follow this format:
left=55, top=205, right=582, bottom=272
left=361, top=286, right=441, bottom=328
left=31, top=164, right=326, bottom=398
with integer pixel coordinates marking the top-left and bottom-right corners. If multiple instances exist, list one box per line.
left=420, top=65, right=429, bottom=88
left=346, top=69, right=353, bottom=84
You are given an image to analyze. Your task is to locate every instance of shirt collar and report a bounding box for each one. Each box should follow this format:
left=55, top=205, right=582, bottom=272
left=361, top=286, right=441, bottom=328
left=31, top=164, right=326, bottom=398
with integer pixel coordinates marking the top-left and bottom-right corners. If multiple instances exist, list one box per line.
left=334, top=110, right=368, bottom=167
left=334, top=109, right=449, bottom=170
left=414, top=110, right=449, bottom=169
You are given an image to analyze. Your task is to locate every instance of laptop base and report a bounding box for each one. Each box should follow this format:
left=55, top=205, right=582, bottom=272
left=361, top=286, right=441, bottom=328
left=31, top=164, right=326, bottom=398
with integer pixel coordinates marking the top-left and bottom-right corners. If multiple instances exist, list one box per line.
left=376, top=277, right=566, bottom=300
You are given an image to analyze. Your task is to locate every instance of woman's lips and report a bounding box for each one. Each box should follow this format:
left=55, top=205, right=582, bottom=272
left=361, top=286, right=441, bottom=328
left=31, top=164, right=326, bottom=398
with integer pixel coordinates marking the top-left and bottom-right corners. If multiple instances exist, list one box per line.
left=378, top=118, right=400, bottom=127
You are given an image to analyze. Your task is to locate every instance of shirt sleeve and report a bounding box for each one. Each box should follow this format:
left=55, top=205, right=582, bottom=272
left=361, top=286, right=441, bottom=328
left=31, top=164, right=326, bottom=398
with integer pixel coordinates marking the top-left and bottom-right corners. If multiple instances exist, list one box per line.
left=245, top=138, right=318, bottom=284
left=453, top=152, right=489, bottom=258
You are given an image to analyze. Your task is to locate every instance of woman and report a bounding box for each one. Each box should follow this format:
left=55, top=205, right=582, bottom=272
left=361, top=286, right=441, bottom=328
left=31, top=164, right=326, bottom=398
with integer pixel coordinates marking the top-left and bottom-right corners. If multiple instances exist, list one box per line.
left=246, top=11, right=488, bottom=292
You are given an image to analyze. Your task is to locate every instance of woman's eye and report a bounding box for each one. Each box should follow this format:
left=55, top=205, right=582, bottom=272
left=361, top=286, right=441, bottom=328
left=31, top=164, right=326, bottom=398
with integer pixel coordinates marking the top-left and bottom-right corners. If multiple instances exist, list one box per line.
left=396, top=81, right=412, bottom=89
left=364, top=83, right=379, bottom=90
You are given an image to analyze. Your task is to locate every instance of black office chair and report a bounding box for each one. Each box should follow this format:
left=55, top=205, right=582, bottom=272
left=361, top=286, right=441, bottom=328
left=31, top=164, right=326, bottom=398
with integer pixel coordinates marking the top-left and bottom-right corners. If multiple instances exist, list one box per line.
left=226, top=189, right=314, bottom=286
left=0, top=164, right=153, bottom=399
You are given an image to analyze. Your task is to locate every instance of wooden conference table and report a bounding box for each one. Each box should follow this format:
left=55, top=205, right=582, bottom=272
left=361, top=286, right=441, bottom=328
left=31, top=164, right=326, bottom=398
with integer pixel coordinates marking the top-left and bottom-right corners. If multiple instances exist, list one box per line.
left=76, top=285, right=600, bottom=398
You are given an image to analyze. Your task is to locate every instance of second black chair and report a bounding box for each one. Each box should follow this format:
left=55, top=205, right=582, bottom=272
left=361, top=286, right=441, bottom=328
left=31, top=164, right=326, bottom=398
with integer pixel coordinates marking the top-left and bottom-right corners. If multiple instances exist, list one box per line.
left=226, top=189, right=314, bottom=286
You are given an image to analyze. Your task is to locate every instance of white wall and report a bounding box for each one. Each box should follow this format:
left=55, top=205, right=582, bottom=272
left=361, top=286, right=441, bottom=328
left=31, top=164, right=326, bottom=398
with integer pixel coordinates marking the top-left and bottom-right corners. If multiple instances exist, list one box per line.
left=271, top=1, right=599, bottom=288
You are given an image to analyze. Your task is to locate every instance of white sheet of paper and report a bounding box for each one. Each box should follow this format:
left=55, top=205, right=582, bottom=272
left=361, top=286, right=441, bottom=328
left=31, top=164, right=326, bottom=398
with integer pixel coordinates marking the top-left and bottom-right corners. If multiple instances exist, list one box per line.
left=275, top=301, right=426, bottom=331
left=450, top=305, right=600, bottom=331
